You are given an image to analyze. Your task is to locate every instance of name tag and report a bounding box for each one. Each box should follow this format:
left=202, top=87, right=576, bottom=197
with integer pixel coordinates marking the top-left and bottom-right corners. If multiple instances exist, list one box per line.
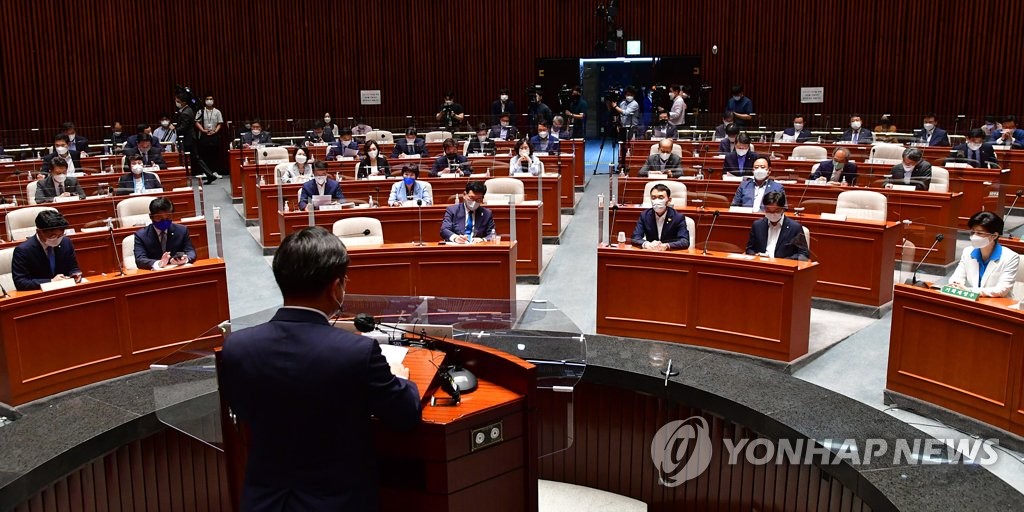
left=939, top=285, right=979, bottom=301
left=40, top=279, right=76, bottom=292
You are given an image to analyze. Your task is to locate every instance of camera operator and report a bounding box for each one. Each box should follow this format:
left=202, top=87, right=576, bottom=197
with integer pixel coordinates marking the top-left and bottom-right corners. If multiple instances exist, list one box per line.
left=563, top=86, right=587, bottom=137
left=526, top=88, right=554, bottom=129
left=435, top=91, right=464, bottom=129
left=609, top=86, right=639, bottom=170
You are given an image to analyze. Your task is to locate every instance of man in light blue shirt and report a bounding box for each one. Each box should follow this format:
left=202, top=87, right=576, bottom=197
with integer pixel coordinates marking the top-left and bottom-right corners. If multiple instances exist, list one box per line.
left=612, top=86, right=640, bottom=170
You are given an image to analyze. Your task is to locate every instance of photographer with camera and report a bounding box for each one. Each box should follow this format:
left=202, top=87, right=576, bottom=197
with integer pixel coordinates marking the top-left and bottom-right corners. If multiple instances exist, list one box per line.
left=563, top=85, right=587, bottom=137
left=609, top=85, right=639, bottom=170
left=435, top=91, right=465, bottom=129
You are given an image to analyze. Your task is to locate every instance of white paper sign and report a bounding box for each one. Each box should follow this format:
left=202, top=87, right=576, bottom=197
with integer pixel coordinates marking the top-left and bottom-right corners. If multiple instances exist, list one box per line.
left=360, top=90, right=381, bottom=105
left=800, top=87, right=824, bottom=104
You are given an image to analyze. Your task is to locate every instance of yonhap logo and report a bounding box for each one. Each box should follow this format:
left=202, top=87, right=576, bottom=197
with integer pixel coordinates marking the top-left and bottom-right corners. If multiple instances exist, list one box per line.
left=650, top=416, right=713, bottom=486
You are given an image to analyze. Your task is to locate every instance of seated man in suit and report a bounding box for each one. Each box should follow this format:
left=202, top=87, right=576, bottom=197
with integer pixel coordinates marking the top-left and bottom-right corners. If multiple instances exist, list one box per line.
left=717, top=123, right=740, bottom=154
left=133, top=197, right=197, bottom=270
left=550, top=115, right=572, bottom=140
left=745, top=191, right=809, bottom=260
left=809, top=147, right=858, bottom=185
left=124, top=123, right=161, bottom=151
left=989, top=115, right=1024, bottom=148
left=839, top=114, right=874, bottom=144
left=889, top=147, right=932, bottom=191
left=326, top=127, right=359, bottom=160
left=913, top=113, right=950, bottom=146
left=41, top=133, right=82, bottom=174
left=429, top=138, right=472, bottom=177
left=723, top=134, right=760, bottom=177
left=240, top=119, right=272, bottom=148
left=220, top=226, right=421, bottom=511
left=713, top=111, right=735, bottom=139
left=529, top=122, right=560, bottom=153
left=116, top=154, right=162, bottom=194
left=488, top=112, right=519, bottom=141
left=731, top=157, right=785, bottom=211
left=304, top=120, right=335, bottom=146
left=440, top=181, right=495, bottom=243
left=35, top=158, right=86, bottom=203
left=62, top=121, right=90, bottom=156
left=648, top=110, right=678, bottom=140
left=388, top=165, right=432, bottom=206
left=638, top=138, right=683, bottom=177
left=781, top=114, right=813, bottom=142
left=948, top=211, right=1019, bottom=298
left=630, top=183, right=690, bottom=251
left=298, top=162, right=345, bottom=211
left=122, top=135, right=168, bottom=169
left=12, top=210, right=81, bottom=290
left=466, top=123, right=496, bottom=155
left=391, top=127, right=428, bottom=158
left=947, top=129, right=999, bottom=168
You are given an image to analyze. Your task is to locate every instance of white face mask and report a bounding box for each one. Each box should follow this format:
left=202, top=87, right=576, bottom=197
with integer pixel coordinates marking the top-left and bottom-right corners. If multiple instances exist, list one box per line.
left=251, top=129, right=261, bottom=136
left=659, top=151, right=671, bottom=160
left=793, top=123, right=804, bottom=131
left=733, top=95, right=742, bottom=101
left=519, top=149, right=531, bottom=158
left=752, top=168, right=769, bottom=181
left=970, top=234, right=993, bottom=249
left=465, top=199, right=478, bottom=211
left=205, top=99, right=214, bottom=107
left=923, top=123, right=935, bottom=131
left=131, top=165, right=143, bottom=175
left=314, top=175, right=327, bottom=185
left=161, top=120, right=170, bottom=127
left=499, top=94, right=509, bottom=101
left=967, top=142, right=982, bottom=151
left=538, top=131, right=549, bottom=139
left=765, top=212, right=783, bottom=224
left=624, top=95, right=634, bottom=102
left=368, top=150, right=379, bottom=159
left=478, top=135, right=488, bottom=142
left=850, top=121, right=862, bottom=130
left=500, top=122, right=509, bottom=127
left=406, top=137, right=416, bottom=143
left=53, top=173, right=67, bottom=183
left=651, top=198, right=667, bottom=212
left=43, top=235, right=64, bottom=248
left=324, top=116, right=331, bottom=123
left=736, top=148, right=749, bottom=156
left=295, top=155, right=308, bottom=164
left=55, top=146, right=69, bottom=155
left=903, top=164, right=915, bottom=172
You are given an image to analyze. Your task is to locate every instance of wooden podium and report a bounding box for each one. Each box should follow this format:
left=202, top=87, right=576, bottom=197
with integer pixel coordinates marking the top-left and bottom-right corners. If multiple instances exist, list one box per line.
left=219, top=337, right=538, bottom=512
left=597, top=247, right=818, bottom=361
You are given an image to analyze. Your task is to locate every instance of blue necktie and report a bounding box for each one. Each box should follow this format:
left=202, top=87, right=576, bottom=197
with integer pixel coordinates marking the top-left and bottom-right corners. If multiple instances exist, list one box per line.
left=47, top=246, right=55, bottom=274
left=465, top=211, right=474, bottom=236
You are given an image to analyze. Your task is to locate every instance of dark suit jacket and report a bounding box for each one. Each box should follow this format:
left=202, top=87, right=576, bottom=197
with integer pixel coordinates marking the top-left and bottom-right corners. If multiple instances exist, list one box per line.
left=298, top=179, right=345, bottom=210
left=649, top=122, right=677, bottom=139
left=116, top=172, right=162, bottom=194
left=637, top=153, right=682, bottom=177
left=132, top=223, right=197, bottom=269
left=40, top=152, right=81, bottom=173
left=948, top=143, right=999, bottom=168
left=723, top=151, right=761, bottom=177
left=490, top=99, right=516, bottom=124
left=429, top=155, right=471, bottom=177
left=718, top=138, right=735, bottom=155
left=466, top=139, right=496, bottom=155
left=809, top=160, right=859, bottom=185
left=220, top=307, right=421, bottom=512
left=889, top=161, right=932, bottom=191
left=782, top=127, right=814, bottom=142
left=745, top=216, right=809, bottom=260
left=241, top=131, right=273, bottom=146
left=12, top=235, right=81, bottom=290
left=390, top=138, right=428, bottom=158
left=326, top=139, right=360, bottom=160
left=124, top=134, right=162, bottom=151
left=440, top=203, right=495, bottom=240
left=529, top=134, right=560, bottom=153
left=913, top=128, right=950, bottom=146
left=630, top=208, right=690, bottom=249
left=488, top=125, right=519, bottom=141
left=356, top=156, right=391, bottom=179
left=304, top=129, right=335, bottom=144
left=122, top=147, right=167, bottom=169
left=68, top=135, right=89, bottom=154
left=35, top=175, right=86, bottom=203
left=839, top=128, right=874, bottom=144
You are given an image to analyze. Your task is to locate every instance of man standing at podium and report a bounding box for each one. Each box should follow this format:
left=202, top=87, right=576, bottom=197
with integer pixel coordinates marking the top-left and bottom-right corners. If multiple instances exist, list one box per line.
left=12, top=211, right=80, bottom=290
left=220, top=226, right=421, bottom=511
left=630, top=183, right=690, bottom=251
left=745, top=192, right=810, bottom=260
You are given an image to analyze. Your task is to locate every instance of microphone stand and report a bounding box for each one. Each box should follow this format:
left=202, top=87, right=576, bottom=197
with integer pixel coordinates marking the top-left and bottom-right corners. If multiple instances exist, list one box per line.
left=107, top=217, right=125, bottom=276
left=701, top=210, right=720, bottom=255
left=415, top=199, right=425, bottom=245
left=906, top=234, right=944, bottom=286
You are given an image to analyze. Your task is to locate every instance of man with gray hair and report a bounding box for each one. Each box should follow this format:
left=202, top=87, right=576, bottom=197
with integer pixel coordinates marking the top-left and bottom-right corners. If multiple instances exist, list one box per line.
left=809, top=147, right=858, bottom=185
left=890, top=147, right=932, bottom=191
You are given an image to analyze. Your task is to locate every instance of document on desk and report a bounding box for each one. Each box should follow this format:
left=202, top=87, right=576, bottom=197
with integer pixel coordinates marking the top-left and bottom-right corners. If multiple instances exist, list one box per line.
left=379, top=345, right=409, bottom=365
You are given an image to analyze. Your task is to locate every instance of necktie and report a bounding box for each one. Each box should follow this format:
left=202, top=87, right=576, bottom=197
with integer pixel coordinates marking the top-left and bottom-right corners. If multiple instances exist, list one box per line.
left=47, top=246, right=55, bottom=274
left=973, top=150, right=980, bottom=165
left=465, top=211, right=474, bottom=236
left=159, top=231, right=167, bottom=253
left=852, top=131, right=858, bottom=143
left=57, top=183, right=64, bottom=195
left=830, top=167, right=842, bottom=182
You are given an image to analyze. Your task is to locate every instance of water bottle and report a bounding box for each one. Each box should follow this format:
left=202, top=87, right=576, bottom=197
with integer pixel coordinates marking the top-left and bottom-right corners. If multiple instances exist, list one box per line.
left=258, top=175, right=265, bottom=186
left=841, top=176, right=848, bottom=187
left=368, top=194, right=375, bottom=208
left=283, top=200, right=290, bottom=212
left=489, top=228, right=497, bottom=243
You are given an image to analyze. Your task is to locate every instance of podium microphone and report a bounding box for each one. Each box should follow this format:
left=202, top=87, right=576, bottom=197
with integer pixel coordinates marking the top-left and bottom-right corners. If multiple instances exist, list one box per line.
left=106, top=217, right=125, bottom=276
left=1006, top=190, right=1023, bottom=222
left=415, top=199, right=425, bottom=246
left=609, top=204, right=619, bottom=245
left=701, top=210, right=720, bottom=255
left=792, top=175, right=813, bottom=216
left=905, top=233, right=944, bottom=287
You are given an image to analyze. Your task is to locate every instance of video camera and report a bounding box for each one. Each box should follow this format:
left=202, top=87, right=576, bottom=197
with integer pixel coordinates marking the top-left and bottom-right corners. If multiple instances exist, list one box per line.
left=603, top=86, right=622, bottom=105
left=650, top=84, right=671, bottom=112
left=525, top=84, right=543, bottom=105
left=174, top=84, right=198, bottom=110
